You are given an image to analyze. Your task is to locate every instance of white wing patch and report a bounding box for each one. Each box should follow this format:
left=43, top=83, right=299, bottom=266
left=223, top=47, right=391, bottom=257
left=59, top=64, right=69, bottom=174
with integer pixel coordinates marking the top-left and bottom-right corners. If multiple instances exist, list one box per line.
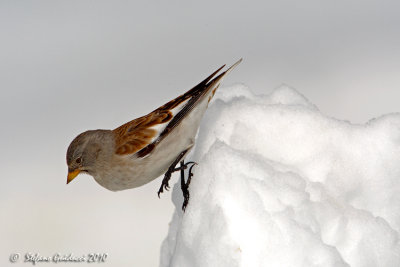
left=148, top=97, right=191, bottom=143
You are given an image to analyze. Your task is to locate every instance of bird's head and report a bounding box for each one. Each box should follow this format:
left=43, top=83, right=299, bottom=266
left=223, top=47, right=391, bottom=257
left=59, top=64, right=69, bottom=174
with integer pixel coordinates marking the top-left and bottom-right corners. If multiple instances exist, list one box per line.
left=66, top=130, right=107, bottom=184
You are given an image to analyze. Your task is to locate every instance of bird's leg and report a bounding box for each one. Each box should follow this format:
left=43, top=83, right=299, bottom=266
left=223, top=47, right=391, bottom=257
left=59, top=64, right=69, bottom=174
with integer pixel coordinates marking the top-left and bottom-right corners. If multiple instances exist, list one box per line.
left=180, top=161, right=187, bottom=207
left=186, top=162, right=197, bottom=187
left=181, top=161, right=197, bottom=211
left=158, top=149, right=188, bottom=197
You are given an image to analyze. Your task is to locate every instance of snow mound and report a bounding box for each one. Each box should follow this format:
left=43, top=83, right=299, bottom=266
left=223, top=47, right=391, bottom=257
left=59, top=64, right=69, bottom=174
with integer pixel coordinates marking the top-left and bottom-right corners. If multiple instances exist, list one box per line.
left=160, top=85, right=400, bottom=267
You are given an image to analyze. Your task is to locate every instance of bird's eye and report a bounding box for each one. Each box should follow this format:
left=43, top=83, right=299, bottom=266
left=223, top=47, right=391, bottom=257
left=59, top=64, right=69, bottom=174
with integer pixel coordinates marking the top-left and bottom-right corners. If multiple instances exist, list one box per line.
left=75, top=157, right=82, bottom=164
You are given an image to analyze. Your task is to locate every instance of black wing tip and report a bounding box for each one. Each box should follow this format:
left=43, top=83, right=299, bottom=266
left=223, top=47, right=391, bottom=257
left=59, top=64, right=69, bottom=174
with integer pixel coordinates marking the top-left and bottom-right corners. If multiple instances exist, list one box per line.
left=203, top=64, right=226, bottom=85
left=205, top=58, right=243, bottom=87
left=200, top=58, right=243, bottom=84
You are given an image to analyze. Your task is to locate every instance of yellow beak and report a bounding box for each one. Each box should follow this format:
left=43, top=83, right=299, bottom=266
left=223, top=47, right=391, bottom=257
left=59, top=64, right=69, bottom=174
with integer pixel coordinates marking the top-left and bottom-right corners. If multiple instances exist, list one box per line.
left=67, top=169, right=81, bottom=184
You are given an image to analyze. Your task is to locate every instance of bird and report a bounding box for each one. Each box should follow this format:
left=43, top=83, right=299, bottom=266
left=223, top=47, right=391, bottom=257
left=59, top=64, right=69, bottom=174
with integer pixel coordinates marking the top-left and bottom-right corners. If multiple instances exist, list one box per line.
left=66, top=59, right=242, bottom=210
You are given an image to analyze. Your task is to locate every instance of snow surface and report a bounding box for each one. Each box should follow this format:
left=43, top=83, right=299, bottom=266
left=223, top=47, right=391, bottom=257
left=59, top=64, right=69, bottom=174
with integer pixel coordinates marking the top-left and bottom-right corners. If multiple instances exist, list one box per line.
left=160, top=84, right=400, bottom=267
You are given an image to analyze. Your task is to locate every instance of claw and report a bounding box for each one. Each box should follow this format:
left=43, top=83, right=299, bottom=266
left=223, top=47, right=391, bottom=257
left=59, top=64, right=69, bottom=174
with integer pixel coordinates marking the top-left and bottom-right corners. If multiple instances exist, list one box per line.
left=158, top=172, right=172, bottom=198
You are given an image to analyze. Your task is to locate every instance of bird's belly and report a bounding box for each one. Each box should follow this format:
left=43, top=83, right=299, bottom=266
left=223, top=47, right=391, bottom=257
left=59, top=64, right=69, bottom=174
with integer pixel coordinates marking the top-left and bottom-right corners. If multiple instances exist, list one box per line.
left=92, top=134, right=194, bottom=192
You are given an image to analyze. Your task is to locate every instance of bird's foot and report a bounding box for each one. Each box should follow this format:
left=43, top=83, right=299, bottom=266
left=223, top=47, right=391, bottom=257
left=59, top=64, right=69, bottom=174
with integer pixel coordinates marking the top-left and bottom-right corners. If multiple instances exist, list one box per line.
left=157, top=150, right=190, bottom=198
left=158, top=162, right=196, bottom=198
left=181, top=184, right=190, bottom=212
left=157, top=171, right=172, bottom=198
left=157, top=150, right=197, bottom=212
left=181, top=162, right=197, bottom=211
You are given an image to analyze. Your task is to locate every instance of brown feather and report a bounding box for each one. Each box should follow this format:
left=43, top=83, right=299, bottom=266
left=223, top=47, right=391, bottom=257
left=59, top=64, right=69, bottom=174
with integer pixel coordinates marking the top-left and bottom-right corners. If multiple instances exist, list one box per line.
left=113, top=110, right=170, bottom=155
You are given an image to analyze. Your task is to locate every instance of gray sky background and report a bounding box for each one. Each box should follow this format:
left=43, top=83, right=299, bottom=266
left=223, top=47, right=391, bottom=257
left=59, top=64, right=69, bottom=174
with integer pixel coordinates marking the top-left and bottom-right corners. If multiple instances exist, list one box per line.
left=1, top=1, right=399, bottom=266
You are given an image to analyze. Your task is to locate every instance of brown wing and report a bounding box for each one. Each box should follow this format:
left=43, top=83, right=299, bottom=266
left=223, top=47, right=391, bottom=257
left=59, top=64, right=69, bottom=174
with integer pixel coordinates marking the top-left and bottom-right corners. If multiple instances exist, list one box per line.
left=113, top=59, right=241, bottom=157
left=113, top=110, right=170, bottom=155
